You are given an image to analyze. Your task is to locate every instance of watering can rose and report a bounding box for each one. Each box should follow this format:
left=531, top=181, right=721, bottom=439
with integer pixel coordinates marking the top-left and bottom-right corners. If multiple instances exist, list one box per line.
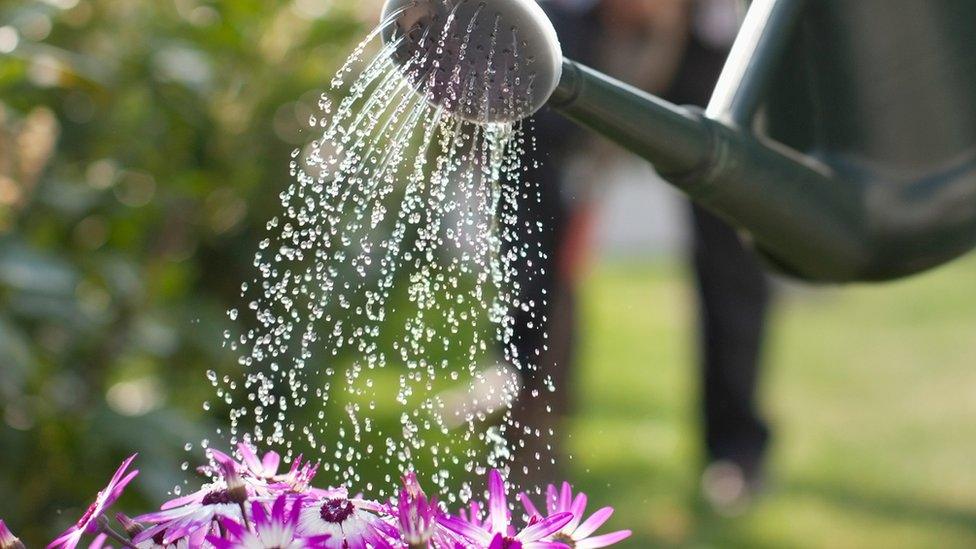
left=9, top=444, right=629, bottom=549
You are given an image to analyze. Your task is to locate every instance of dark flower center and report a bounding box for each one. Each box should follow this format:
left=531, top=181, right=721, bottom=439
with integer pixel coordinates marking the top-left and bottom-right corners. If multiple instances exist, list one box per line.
left=552, top=533, right=576, bottom=548
left=201, top=489, right=235, bottom=505
left=319, top=498, right=355, bottom=523
left=500, top=537, right=523, bottom=549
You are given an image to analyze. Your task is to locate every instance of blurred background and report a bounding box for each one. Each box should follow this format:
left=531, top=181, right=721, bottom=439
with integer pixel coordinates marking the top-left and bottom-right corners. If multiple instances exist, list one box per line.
left=1, top=0, right=975, bottom=547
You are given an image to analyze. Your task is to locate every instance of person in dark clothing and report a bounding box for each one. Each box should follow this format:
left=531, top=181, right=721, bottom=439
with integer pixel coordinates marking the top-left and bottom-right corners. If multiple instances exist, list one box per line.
left=657, top=1, right=772, bottom=507
left=507, top=0, right=772, bottom=505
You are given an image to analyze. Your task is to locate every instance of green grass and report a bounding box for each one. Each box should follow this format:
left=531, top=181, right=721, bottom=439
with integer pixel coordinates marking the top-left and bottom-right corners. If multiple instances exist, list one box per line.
left=566, top=256, right=976, bottom=548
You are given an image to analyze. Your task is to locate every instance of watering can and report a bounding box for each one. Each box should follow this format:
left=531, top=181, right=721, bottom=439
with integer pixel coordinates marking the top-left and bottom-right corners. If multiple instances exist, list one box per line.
left=382, top=0, right=976, bottom=282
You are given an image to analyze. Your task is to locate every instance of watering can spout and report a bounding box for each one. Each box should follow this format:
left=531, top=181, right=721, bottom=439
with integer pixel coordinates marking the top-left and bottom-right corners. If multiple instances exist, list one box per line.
left=546, top=0, right=976, bottom=282
left=549, top=59, right=871, bottom=281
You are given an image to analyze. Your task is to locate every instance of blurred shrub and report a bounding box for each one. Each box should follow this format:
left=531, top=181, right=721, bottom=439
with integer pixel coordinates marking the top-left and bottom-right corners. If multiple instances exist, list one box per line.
left=0, top=0, right=380, bottom=542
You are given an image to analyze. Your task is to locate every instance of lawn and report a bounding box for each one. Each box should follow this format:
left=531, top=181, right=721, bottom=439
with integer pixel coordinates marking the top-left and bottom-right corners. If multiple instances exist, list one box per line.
left=567, top=255, right=976, bottom=548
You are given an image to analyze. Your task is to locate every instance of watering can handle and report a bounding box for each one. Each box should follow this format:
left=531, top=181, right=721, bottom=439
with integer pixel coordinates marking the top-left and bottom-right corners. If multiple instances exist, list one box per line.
left=706, top=0, right=807, bottom=128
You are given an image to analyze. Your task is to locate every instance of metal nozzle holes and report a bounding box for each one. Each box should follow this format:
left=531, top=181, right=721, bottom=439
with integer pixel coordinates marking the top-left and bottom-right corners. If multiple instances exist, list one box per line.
left=381, top=0, right=563, bottom=125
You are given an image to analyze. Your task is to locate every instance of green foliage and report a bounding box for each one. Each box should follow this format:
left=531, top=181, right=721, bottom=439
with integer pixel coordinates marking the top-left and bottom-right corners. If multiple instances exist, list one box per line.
left=0, top=0, right=377, bottom=542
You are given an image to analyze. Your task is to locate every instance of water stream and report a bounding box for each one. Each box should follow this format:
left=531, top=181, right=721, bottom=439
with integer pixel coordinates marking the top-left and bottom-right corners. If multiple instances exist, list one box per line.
left=204, top=4, right=554, bottom=504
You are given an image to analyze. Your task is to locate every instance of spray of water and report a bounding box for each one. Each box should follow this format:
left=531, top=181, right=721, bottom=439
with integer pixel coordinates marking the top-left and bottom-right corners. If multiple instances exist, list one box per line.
left=204, top=4, right=556, bottom=503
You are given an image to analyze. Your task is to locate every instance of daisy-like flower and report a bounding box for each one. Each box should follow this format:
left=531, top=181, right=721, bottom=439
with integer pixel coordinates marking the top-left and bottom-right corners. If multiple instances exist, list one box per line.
left=295, top=494, right=397, bottom=549
left=397, top=472, right=438, bottom=547
left=48, top=454, right=139, bottom=549
left=134, top=450, right=249, bottom=546
left=134, top=480, right=244, bottom=548
left=440, top=470, right=573, bottom=549
left=237, top=442, right=282, bottom=481
left=0, top=520, right=25, bottom=549
left=265, top=456, right=331, bottom=498
left=393, top=472, right=462, bottom=549
left=518, top=483, right=630, bottom=549
left=231, top=443, right=330, bottom=498
left=207, top=495, right=331, bottom=549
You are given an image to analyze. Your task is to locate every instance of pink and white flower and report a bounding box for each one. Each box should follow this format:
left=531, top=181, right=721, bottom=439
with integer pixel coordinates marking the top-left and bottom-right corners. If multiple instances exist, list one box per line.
left=29, top=444, right=630, bottom=549
left=439, top=470, right=572, bottom=549
left=392, top=472, right=463, bottom=549
left=48, top=455, right=139, bottom=549
left=296, top=495, right=397, bottom=549
left=134, top=450, right=249, bottom=546
left=518, top=483, right=630, bottom=549
left=207, top=495, right=331, bottom=549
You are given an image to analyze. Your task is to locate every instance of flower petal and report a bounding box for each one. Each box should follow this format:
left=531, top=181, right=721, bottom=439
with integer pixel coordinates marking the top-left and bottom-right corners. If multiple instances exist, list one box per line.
left=237, top=442, right=264, bottom=472
left=518, top=492, right=542, bottom=519
left=545, top=484, right=559, bottom=516
left=158, top=492, right=203, bottom=511
left=218, top=516, right=247, bottom=540
left=262, top=450, right=281, bottom=474
left=559, top=482, right=572, bottom=512
left=46, top=529, right=83, bottom=549
left=87, top=533, right=108, bottom=549
left=115, top=470, right=139, bottom=498
left=517, top=512, right=573, bottom=542
left=573, top=507, right=614, bottom=540
left=439, top=516, right=492, bottom=544
left=575, top=530, right=632, bottom=548
left=487, top=469, right=509, bottom=535
left=565, top=492, right=587, bottom=533
left=251, top=500, right=268, bottom=527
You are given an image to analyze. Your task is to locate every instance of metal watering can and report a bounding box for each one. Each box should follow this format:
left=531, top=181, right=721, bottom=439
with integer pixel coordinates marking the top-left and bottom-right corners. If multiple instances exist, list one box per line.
left=382, top=0, right=976, bottom=282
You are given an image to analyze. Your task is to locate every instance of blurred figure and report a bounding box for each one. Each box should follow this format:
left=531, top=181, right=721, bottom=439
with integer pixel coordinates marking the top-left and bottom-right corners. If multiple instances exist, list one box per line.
left=649, top=0, right=773, bottom=512
left=509, top=0, right=773, bottom=509
left=504, top=0, right=602, bottom=484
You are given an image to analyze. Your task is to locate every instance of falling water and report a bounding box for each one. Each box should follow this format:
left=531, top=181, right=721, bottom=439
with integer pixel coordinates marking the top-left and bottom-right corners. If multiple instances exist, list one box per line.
left=206, top=3, right=556, bottom=503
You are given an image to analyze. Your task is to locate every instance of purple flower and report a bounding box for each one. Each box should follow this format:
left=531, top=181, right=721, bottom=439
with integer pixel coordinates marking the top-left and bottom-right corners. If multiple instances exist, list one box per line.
left=440, top=470, right=573, bottom=549
left=394, top=472, right=463, bottom=549
left=214, top=450, right=249, bottom=504
left=134, top=481, right=243, bottom=547
left=134, top=450, right=249, bottom=546
left=264, top=456, right=329, bottom=498
left=518, top=483, right=630, bottom=549
left=237, top=442, right=282, bottom=481
left=206, top=495, right=331, bottom=549
left=295, top=495, right=397, bottom=549
left=0, top=520, right=25, bottom=549
left=48, top=454, right=139, bottom=549
left=397, top=472, right=438, bottom=546
left=232, top=443, right=330, bottom=498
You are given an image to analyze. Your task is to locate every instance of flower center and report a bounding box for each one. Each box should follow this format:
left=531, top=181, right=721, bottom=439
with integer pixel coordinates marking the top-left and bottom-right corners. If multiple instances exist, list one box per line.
left=201, top=489, right=235, bottom=505
left=551, top=533, right=576, bottom=548
left=500, top=537, right=523, bottom=549
left=319, top=498, right=355, bottom=524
